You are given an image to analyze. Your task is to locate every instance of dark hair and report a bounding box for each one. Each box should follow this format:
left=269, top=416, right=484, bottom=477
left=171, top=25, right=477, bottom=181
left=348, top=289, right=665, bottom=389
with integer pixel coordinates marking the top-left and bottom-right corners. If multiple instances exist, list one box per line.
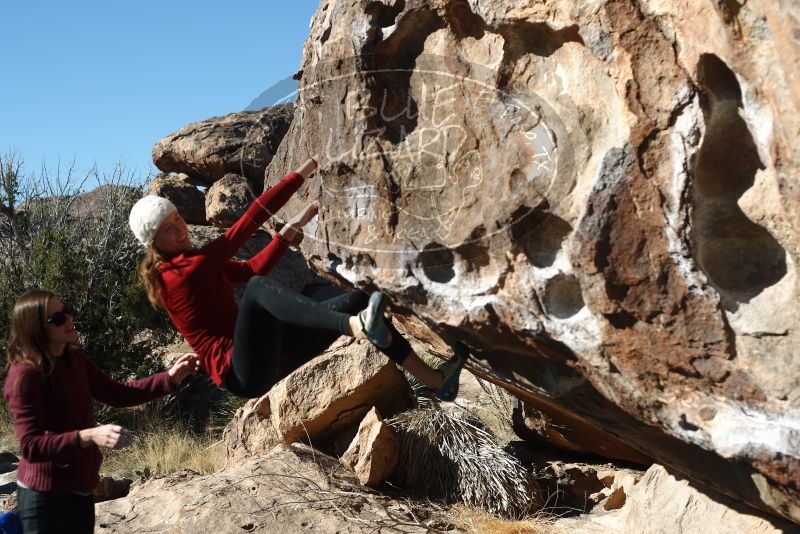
left=5, top=289, right=59, bottom=376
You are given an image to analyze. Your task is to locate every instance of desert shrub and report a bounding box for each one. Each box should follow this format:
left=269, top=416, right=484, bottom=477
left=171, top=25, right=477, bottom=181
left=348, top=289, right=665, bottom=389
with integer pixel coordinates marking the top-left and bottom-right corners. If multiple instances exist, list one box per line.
left=0, top=152, right=173, bottom=379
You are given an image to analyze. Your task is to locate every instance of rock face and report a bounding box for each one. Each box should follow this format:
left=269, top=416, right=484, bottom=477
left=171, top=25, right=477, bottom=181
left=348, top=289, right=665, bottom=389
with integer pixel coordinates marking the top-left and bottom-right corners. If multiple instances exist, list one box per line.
left=205, top=173, right=255, bottom=228
left=341, top=407, right=401, bottom=486
left=512, top=399, right=649, bottom=464
left=146, top=173, right=206, bottom=224
left=153, top=104, right=294, bottom=188
left=263, top=0, right=800, bottom=523
left=225, top=337, right=414, bottom=459
left=95, top=444, right=453, bottom=533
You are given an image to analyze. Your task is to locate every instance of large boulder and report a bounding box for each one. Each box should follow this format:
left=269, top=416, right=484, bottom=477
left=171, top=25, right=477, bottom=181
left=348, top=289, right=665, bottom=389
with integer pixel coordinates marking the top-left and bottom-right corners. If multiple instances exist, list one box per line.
left=558, top=464, right=800, bottom=534
left=263, top=0, right=800, bottom=523
left=225, top=337, right=414, bottom=459
left=223, top=393, right=279, bottom=462
left=153, top=104, right=294, bottom=188
left=146, top=173, right=206, bottom=224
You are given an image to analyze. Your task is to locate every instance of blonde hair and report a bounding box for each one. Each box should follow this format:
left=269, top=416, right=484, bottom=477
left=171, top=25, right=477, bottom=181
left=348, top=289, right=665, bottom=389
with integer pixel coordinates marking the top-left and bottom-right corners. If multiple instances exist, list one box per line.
left=5, top=289, right=59, bottom=377
left=139, top=246, right=166, bottom=309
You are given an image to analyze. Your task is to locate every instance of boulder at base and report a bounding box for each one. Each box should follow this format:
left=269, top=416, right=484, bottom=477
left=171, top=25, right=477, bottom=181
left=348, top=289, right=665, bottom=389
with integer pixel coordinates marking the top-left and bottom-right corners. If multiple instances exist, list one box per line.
left=146, top=173, right=206, bottom=225
left=341, top=407, right=401, bottom=487
left=95, top=444, right=454, bottom=533
left=558, top=464, right=800, bottom=534
left=225, top=337, right=414, bottom=459
left=205, top=173, right=255, bottom=228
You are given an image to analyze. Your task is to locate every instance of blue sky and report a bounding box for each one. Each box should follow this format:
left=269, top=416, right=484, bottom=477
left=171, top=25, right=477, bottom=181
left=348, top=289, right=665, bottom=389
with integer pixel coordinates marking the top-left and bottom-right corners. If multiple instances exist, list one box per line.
left=0, top=1, right=319, bottom=186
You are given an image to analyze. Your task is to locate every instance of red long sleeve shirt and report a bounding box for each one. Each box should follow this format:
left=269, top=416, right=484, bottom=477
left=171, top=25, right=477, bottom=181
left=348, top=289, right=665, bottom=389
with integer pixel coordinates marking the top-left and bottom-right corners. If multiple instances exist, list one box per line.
left=157, top=171, right=305, bottom=387
left=3, top=346, right=175, bottom=493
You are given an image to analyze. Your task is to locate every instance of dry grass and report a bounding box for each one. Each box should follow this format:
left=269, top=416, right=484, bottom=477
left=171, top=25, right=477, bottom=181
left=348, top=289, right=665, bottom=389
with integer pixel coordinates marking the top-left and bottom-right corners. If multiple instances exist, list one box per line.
left=449, top=505, right=564, bottom=534
left=0, top=404, right=19, bottom=456
left=95, top=383, right=245, bottom=480
left=102, top=424, right=225, bottom=479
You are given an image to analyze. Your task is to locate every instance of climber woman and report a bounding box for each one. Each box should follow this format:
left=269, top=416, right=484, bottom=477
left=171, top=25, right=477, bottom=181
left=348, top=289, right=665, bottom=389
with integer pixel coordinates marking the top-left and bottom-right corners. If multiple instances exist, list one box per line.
left=3, top=289, right=200, bottom=533
left=129, top=156, right=467, bottom=402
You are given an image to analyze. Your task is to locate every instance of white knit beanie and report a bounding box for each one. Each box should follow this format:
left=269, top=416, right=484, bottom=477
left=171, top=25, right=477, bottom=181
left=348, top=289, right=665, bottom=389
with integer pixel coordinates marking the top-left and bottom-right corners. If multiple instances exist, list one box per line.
left=129, top=195, right=177, bottom=247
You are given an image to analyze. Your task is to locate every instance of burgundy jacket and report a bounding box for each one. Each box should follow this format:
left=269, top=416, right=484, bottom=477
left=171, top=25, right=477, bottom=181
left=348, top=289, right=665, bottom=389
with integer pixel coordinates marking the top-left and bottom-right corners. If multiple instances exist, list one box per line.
left=3, top=345, right=174, bottom=493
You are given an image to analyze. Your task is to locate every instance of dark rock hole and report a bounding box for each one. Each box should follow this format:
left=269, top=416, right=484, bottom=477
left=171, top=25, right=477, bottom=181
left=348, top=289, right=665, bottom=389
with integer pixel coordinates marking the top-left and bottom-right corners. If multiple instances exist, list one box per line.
left=498, top=22, right=584, bottom=89
left=365, top=0, right=406, bottom=28
left=691, top=54, right=786, bottom=305
left=364, top=9, right=446, bottom=144
left=543, top=274, right=585, bottom=319
left=445, top=0, right=487, bottom=40
left=455, top=225, right=491, bottom=273
left=418, top=242, right=456, bottom=283
left=508, top=205, right=573, bottom=268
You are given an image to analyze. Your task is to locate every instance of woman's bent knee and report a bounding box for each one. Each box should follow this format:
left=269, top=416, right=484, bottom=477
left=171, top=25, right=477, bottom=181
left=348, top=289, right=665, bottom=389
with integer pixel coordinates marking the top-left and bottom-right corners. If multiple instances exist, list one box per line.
left=245, top=275, right=268, bottom=293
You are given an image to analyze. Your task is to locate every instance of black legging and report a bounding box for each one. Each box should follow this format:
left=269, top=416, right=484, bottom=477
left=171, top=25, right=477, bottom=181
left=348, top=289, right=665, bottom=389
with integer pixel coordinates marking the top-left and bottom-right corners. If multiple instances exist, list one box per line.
left=223, top=276, right=412, bottom=398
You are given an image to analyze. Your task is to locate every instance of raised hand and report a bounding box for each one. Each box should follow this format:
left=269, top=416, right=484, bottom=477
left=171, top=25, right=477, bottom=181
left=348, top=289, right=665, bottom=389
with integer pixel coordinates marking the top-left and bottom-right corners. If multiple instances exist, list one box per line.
left=296, top=155, right=322, bottom=179
left=288, top=202, right=319, bottom=228
left=280, top=202, right=319, bottom=246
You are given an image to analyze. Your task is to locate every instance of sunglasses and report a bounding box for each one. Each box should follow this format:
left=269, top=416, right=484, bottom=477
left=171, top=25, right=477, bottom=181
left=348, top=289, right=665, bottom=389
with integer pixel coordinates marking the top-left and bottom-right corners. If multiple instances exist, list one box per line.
left=46, top=303, right=75, bottom=327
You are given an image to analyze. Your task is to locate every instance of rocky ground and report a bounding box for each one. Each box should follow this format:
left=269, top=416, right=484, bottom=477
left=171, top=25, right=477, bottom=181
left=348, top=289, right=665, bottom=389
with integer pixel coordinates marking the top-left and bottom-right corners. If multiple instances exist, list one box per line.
left=87, top=365, right=798, bottom=533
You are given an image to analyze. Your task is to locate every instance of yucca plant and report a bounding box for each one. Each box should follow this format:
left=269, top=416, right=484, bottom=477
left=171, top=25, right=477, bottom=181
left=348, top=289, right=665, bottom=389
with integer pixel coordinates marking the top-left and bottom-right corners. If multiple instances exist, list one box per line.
left=389, top=398, right=541, bottom=518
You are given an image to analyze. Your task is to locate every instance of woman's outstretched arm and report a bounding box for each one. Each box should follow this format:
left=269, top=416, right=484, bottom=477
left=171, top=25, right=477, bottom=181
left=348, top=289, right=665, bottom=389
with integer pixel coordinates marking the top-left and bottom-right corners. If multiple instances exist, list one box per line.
left=223, top=201, right=319, bottom=282
left=84, top=351, right=183, bottom=409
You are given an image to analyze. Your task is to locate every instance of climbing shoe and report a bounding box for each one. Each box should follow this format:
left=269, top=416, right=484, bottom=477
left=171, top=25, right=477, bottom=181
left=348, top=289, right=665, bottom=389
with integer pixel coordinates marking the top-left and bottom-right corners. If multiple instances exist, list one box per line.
left=358, top=291, right=392, bottom=348
left=433, top=342, right=470, bottom=401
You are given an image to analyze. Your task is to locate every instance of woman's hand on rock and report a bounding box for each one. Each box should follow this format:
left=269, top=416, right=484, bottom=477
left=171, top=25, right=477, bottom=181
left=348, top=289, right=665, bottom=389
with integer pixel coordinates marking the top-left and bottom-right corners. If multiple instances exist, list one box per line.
left=296, top=155, right=322, bottom=179
left=289, top=202, right=319, bottom=228
left=280, top=202, right=319, bottom=245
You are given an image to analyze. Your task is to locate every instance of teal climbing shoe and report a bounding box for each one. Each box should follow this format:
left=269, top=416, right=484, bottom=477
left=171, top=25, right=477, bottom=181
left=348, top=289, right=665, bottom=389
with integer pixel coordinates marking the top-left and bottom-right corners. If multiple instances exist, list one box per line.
left=433, top=342, right=470, bottom=401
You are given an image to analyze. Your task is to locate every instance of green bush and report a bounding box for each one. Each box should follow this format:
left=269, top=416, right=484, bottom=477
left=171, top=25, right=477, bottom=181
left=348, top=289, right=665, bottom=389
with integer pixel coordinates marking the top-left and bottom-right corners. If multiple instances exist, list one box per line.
left=0, top=152, right=174, bottom=379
